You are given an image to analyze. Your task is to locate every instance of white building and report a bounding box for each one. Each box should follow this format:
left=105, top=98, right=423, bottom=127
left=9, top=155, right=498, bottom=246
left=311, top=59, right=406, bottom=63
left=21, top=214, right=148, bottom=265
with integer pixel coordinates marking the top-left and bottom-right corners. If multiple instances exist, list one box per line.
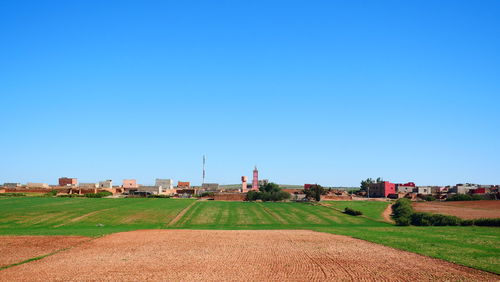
left=26, top=183, right=49, bottom=188
left=99, top=180, right=113, bottom=188
left=155, top=179, right=173, bottom=189
left=3, top=183, right=21, bottom=187
left=202, top=183, right=220, bottom=192
left=135, top=186, right=162, bottom=195
left=415, top=186, right=432, bottom=195
left=451, top=183, right=478, bottom=194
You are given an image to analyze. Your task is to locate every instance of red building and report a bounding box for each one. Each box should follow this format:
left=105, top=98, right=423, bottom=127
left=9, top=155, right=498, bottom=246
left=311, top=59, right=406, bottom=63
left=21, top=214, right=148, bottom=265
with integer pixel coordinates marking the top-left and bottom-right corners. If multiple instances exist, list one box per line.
left=368, top=181, right=396, bottom=198
left=304, top=184, right=314, bottom=189
left=471, top=188, right=486, bottom=194
left=58, top=177, right=77, bottom=187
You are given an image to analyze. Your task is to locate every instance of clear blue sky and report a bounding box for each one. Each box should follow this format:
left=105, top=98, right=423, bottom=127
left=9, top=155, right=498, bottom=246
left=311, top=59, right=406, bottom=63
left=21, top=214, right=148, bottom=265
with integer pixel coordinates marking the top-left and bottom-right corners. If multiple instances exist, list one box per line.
left=1, top=0, right=499, bottom=187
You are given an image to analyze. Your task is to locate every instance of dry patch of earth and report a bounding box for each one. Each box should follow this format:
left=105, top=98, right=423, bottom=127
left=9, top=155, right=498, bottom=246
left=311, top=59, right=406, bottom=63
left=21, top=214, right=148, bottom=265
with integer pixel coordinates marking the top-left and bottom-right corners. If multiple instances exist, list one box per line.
left=0, top=236, right=90, bottom=268
left=0, top=230, right=497, bottom=281
left=413, top=200, right=500, bottom=219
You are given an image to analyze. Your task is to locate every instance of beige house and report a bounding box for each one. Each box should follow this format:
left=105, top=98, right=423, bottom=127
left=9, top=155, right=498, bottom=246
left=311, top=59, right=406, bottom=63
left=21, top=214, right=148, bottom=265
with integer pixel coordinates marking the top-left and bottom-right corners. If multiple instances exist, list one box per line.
left=26, top=183, right=49, bottom=188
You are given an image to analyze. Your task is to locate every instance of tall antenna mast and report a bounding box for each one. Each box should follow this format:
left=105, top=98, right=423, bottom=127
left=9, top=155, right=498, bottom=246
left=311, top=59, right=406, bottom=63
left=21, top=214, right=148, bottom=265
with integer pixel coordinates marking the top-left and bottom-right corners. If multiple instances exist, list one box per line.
left=202, top=155, right=206, bottom=185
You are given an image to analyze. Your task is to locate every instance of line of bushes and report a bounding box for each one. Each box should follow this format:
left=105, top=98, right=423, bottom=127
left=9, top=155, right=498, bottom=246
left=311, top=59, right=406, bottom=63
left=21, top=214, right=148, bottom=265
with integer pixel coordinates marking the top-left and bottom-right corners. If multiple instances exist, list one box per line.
left=446, top=194, right=485, bottom=201
left=422, top=195, right=436, bottom=201
left=57, top=194, right=84, bottom=198
left=44, top=190, right=58, bottom=197
left=0, top=193, right=26, bottom=197
left=148, top=194, right=171, bottom=198
left=392, top=198, right=414, bottom=226
left=200, top=192, right=215, bottom=197
left=344, top=207, right=363, bottom=216
left=246, top=190, right=291, bottom=202
left=392, top=198, right=499, bottom=227
left=83, top=191, right=113, bottom=198
left=461, top=218, right=500, bottom=227
left=410, top=212, right=462, bottom=226
left=246, top=183, right=291, bottom=202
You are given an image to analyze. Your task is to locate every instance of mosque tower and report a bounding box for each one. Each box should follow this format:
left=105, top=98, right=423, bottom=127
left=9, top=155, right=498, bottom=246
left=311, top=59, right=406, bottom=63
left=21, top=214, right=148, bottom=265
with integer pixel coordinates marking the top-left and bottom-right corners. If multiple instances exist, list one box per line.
left=252, top=166, right=259, bottom=191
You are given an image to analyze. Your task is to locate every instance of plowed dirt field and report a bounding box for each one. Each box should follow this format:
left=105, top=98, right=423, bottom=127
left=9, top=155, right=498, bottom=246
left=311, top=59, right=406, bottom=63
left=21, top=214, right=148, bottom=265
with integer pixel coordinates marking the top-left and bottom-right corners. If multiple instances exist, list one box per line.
left=0, top=236, right=90, bottom=268
left=413, top=200, right=500, bottom=219
left=0, top=230, right=497, bottom=281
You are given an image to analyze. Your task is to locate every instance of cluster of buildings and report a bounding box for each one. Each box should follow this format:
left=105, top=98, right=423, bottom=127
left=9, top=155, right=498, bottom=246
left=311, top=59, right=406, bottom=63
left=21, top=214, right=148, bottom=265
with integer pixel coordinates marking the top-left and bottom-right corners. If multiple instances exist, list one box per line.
left=0, top=167, right=269, bottom=198
left=3, top=167, right=498, bottom=201
left=2, top=177, right=189, bottom=196
left=367, top=181, right=499, bottom=199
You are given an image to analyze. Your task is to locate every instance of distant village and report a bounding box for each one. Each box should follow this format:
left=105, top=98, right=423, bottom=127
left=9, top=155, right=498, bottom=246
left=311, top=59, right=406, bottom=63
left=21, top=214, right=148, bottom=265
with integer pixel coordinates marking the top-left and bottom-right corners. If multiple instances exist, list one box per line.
left=1, top=166, right=498, bottom=201
left=361, top=181, right=499, bottom=201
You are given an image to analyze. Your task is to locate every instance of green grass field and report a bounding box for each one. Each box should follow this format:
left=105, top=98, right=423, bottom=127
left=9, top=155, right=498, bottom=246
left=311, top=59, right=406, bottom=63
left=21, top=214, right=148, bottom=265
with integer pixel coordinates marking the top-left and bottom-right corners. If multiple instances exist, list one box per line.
left=0, top=197, right=499, bottom=274
left=171, top=201, right=385, bottom=229
left=325, top=200, right=390, bottom=221
left=0, top=197, right=195, bottom=236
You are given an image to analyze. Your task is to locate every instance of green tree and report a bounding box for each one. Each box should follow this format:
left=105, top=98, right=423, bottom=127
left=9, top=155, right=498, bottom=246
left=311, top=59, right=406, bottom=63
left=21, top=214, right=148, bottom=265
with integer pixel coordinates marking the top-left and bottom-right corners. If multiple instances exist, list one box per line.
left=360, top=178, right=374, bottom=192
left=259, top=182, right=281, bottom=193
left=246, top=190, right=260, bottom=201
left=303, top=184, right=326, bottom=201
left=360, top=177, right=383, bottom=192
left=245, top=183, right=290, bottom=202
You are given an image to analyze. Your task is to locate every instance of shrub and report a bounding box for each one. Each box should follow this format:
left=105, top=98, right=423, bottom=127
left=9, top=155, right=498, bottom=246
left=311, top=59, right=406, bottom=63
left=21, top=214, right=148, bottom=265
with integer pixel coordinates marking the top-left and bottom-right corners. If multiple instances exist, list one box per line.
left=446, top=194, right=484, bottom=201
left=461, top=219, right=474, bottom=226
left=391, top=197, right=499, bottom=227
left=245, top=184, right=291, bottom=202
left=411, top=214, right=499, bottom=227
left=84, top=191, right=113, bottom=198
left=344, top=207, right=363, bottom=216
left=200, top=192, right=215, bottom=197
left=57, top=194, right=84, bottom=198
left=246, top=190, right=261, bottom=201
left=472, top=218, right=500, bottom=227
left=0, top=193, right=26, bottom=197
left=261, top=190, right=291, bottom=202
left=423, top=195, right=436, bottom=201
left=392, top=198, right=413, bottom=226
left=410, top=212, right=461, bottom=226
left=148, top=194, right=171, bottom=198
left=45, top=190, right=58, bottom=197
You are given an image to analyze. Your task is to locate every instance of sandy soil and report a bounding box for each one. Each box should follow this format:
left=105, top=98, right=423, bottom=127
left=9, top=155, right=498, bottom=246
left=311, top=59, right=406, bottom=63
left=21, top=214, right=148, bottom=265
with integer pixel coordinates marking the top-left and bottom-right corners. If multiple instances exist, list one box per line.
left=0, top=236, right=90, bottom=268
left=413, top=200, right=500, bottom=219
left=0, top=230, right=497, bottom=281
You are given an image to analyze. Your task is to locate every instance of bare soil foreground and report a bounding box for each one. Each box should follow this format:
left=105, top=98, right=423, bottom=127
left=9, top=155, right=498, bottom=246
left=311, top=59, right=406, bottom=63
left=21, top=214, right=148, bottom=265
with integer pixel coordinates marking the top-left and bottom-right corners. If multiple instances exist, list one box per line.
left=413, top=200, right=500, bottom=219
left=0, top=236, right=90, bottom=268
left=0, top=230, right=497, bottom=281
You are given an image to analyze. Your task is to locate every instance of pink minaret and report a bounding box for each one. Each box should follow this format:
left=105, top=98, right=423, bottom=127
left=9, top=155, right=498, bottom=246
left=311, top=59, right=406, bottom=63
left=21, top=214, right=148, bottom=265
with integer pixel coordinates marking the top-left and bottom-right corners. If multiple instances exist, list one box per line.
left=252, top=166, right=259, bottom=191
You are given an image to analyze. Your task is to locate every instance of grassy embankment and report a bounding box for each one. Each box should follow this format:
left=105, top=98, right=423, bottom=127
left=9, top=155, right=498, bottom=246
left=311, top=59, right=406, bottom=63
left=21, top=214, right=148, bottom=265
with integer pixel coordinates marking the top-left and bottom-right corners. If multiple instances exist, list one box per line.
left=0, top=197, right=498, bottom=273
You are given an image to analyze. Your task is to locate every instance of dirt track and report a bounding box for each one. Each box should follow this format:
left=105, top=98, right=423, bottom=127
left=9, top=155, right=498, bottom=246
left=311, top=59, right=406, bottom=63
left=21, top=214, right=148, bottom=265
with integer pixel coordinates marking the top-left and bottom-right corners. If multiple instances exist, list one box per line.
left=413, top=200, right=500, bottom=219
left=0, top=230, right=497, bottom=281
left=382, top=204, right=394, bottom=223
left=0, top=236, right=90, bottom=268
